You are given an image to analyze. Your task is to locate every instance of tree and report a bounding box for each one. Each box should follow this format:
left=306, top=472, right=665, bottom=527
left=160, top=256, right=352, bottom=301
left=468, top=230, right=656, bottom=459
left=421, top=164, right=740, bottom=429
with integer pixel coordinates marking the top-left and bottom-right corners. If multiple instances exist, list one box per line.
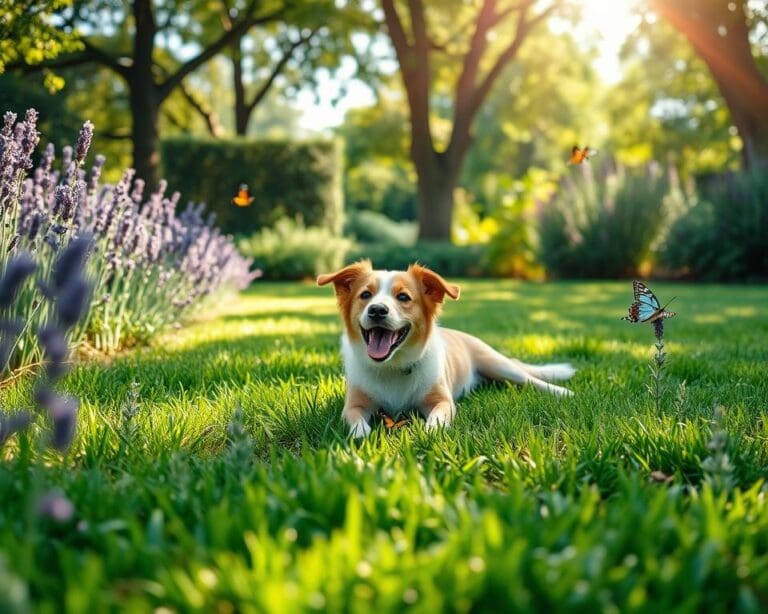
left=605, top=17, right=736, bottom=175
left=0, top=0, right=81, bottom=81
left=650, top=0, right=768, bottom=169
left=380, top=0, right=560, bottom=240
left=217, top=1, right=377, bottom=136
left=10, top=1, right=290, bottom=187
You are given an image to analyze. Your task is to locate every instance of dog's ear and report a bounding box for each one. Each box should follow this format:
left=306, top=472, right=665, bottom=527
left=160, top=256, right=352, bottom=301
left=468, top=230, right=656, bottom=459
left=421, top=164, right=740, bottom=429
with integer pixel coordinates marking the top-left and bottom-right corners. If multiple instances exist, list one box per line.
left=317, top=260, right=372, bottom=295
left=408, top=263, right=460, bottom=303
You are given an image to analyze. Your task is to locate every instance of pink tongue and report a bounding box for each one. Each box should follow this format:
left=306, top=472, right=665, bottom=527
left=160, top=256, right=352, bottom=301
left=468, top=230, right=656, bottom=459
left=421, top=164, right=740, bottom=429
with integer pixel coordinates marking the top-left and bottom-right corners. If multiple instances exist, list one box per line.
left=367, top=328, right=399, bottom=359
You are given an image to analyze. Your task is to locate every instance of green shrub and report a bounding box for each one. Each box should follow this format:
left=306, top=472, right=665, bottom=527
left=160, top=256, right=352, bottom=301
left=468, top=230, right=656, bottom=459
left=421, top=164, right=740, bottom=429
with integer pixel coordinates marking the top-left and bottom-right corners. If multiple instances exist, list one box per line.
left=344, top=209, right=417, bottom=246
left=661, top=167, right=768, bottom=280
left=344, top=160, right=417, bottom=221
left=238, top=217, right=353, bottom=280
left=347, top=241, right=489, bottom=277
left=538, top=162, right=673, bottom=278
left=161, top=138, right=343, bottom=235
left=481, top=169, right=555, bottom=279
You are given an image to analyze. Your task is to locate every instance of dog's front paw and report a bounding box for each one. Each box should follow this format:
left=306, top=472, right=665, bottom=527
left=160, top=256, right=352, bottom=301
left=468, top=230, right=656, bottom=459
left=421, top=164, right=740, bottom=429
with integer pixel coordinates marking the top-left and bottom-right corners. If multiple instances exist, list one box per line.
left=425, top=406, right=454, bottom=431
left=349, top=419, right=372, bottom=439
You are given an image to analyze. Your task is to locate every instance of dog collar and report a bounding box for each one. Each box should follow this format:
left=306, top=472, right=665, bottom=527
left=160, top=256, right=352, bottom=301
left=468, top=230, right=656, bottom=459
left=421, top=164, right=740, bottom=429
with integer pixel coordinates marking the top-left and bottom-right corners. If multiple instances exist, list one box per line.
left=401, top=359, right=421, bottom=376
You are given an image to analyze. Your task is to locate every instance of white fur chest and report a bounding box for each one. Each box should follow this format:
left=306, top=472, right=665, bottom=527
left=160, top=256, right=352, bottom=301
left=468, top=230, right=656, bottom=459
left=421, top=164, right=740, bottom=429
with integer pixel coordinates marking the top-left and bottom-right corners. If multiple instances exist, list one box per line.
left=340, top=333, right=444, bottom=412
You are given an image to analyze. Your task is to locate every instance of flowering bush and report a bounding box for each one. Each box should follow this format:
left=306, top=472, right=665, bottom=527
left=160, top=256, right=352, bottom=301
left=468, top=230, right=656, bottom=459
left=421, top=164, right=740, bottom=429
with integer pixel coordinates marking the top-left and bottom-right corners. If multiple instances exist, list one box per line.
left=1, top=109, right=256, bottom=376
left=537, top=162, right=678, bottom=279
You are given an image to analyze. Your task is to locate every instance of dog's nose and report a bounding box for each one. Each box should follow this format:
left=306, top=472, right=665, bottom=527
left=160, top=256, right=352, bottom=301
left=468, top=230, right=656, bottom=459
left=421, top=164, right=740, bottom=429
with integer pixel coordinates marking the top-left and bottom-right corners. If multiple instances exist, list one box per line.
left=367, top=303, right=389, bottom=320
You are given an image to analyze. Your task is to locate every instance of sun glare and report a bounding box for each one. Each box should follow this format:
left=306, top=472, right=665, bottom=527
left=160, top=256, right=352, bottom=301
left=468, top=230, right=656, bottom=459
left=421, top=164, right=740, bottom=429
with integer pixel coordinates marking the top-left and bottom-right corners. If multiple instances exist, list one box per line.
left=577, top=0, right=642, bottom=82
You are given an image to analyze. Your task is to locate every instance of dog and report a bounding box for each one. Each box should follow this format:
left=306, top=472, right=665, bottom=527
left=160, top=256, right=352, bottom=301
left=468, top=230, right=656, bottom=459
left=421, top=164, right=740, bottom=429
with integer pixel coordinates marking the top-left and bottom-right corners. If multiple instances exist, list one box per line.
left=317, top=260, right=575, bottom=438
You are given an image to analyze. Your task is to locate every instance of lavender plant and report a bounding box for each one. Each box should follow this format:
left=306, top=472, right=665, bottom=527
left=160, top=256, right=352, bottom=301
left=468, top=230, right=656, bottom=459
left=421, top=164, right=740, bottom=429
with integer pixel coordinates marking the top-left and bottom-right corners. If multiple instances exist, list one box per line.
left=648, top=319, right=667, bottom=415
left=1, top=109, right=257, bottom=376
left=622, top=281, right=676, bottom=414
left=0, top=235, right=93, bottom=452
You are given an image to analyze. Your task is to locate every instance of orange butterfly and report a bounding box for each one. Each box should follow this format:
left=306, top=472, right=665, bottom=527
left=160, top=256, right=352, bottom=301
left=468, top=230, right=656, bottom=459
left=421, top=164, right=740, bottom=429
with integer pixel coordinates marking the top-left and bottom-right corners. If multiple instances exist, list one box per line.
left=232, top=183, right=255, bottom=207
left=569, top=145, right=599, bottom=164
left=378, top=409, right=410, bottom=429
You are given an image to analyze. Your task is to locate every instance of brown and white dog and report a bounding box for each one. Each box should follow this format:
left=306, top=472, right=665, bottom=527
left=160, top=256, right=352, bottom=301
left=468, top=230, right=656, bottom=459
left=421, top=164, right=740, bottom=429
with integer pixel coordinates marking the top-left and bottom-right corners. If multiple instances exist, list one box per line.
left=318, top=260, right=575, bottom=438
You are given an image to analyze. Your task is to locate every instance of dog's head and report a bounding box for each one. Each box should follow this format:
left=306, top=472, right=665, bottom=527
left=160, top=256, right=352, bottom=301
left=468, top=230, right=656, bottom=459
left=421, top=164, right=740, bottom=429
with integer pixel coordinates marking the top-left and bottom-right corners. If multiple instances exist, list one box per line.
left=318, top=260, right=460, bottom=365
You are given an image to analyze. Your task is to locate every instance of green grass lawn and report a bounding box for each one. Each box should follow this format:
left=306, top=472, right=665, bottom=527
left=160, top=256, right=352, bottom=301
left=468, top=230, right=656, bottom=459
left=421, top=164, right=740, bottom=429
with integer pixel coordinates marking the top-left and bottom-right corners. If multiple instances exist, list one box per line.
left=2, top=280, right=768, bottom=612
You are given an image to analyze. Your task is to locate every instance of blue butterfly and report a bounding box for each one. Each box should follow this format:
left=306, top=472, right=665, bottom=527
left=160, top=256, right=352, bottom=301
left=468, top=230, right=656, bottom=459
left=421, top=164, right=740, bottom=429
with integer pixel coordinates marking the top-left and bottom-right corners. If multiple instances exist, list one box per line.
left=622, top=281, right=676, bottom=323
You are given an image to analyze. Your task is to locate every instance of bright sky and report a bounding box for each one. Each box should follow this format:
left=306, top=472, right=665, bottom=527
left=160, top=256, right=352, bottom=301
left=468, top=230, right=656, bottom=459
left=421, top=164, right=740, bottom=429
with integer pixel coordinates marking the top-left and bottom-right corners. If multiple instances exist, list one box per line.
left=297, top=0, right=640, bottom=132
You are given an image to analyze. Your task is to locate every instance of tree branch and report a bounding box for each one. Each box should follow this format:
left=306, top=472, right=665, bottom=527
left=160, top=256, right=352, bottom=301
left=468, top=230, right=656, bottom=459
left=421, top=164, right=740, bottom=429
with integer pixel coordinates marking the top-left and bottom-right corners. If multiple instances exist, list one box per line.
left=157, top=4, right=283, bottom=102
left=179, top=80, right=225, bottom=137
left=246, top=28, right=318, bottom=115
left=381, top=0, right=412, bottom=60
left=80, top=39, right=130, bottom=78
left=471, top=2, right=557, bottom=118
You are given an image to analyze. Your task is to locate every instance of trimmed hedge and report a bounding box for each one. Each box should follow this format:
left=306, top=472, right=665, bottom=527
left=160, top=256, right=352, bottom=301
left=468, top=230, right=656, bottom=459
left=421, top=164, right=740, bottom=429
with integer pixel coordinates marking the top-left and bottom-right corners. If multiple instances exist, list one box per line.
left=347, top=242, right=490, bottom=277
left=161, top=137, right=343, bottom=235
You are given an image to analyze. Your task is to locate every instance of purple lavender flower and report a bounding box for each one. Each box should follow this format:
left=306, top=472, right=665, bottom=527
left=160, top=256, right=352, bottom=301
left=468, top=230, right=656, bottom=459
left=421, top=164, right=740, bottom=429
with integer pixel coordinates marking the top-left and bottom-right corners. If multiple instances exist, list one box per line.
left=0, top=410, right=32, bottom=445
left=61, top=146, right=73, bottom=175
left=55, top=275, right=92, bottom=327
left=49, top=395, right=78, bottom=451
left=38, top=325, right=69, bottom=364
left=36, top=490, right=75, bottom=522
left=52, top=234, right=92, bottom=290
left=0, top=251, right=37, bottom=307
left=17, top=109, right=40, bottom=170
left=75, top=120, right=94, bottom=166
left=53, top=183, right=75, bottom=221
left=131, top=178, right=145, bottom=204
left=87, top=154, right=105, bottom=193
left=1, top=111, right=15, bottom=138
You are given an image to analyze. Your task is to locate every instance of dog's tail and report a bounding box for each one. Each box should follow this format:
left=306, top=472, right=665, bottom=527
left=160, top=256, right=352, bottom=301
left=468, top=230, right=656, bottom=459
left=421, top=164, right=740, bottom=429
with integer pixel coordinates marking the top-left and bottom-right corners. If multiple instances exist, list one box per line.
left=521, top=362, right=576, bottom=382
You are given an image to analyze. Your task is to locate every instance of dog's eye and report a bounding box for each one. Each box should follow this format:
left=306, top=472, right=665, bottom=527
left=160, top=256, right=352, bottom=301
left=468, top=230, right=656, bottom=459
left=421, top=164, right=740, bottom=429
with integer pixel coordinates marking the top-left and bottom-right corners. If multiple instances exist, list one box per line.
left=396, top=292, right=411, bottom=302
left=360, top=290, right=372, bottom=300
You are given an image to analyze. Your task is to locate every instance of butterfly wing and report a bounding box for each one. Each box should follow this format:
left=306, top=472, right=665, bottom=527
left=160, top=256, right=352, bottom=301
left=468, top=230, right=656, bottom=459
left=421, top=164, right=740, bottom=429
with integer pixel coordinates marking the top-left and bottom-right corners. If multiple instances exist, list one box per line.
left=633, top=281, right=662, bottom=322
left=623, top=281, right=676, bottom=323
left=232, top=187, right=254, bottom=207
left=569, top=145, right=584, bottom=164
left=378, top=409, right=409, bottom=429
left=584, top=147, right=599, bottom=159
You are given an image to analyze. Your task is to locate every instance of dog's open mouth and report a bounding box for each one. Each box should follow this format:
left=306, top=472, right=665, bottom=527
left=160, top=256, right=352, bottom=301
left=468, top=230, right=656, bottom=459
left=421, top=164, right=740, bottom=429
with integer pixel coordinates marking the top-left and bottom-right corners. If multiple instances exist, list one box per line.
left=361, top=325, right=410, bottom=361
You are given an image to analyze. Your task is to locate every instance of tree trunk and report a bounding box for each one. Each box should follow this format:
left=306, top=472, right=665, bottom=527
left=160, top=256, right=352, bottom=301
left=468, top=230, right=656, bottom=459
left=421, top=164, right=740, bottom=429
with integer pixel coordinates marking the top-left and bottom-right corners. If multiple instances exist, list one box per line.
left=231, top=40, right=249, bottom=136
left=414, top=151, right=458, bottom=240
left=129, top=85, right=161, bottom=189
left=652, top=0, right=768, bottom=169
left=130, top=0, right=160, bottom=188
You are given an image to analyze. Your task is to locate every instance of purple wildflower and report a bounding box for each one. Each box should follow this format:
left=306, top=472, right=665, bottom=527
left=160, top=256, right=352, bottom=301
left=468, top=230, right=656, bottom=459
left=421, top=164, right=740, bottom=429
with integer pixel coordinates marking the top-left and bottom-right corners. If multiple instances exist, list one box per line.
left=38, top=325, right=69, bottom=364
left=36, top=490, right=75, bottom=522
left=0, top=251, right=37, bottom=307
left=17, top=109, right=39, bottom=170
left=131, top=178, right=145, bottom=203
left=75, top=120, right=94, bottom=166
left=52, top=234, right=92, bottom=290
left=87, top=154, right=105, bottom=192
left=26, top=212, right=43, bottom=241
left=52, top=184, right=65, bottom=216
left=0, top=410, right=32, bottom=445
left=56, top=275, right=92, bottom=328
left=49, top=395, right=78, bottom=451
